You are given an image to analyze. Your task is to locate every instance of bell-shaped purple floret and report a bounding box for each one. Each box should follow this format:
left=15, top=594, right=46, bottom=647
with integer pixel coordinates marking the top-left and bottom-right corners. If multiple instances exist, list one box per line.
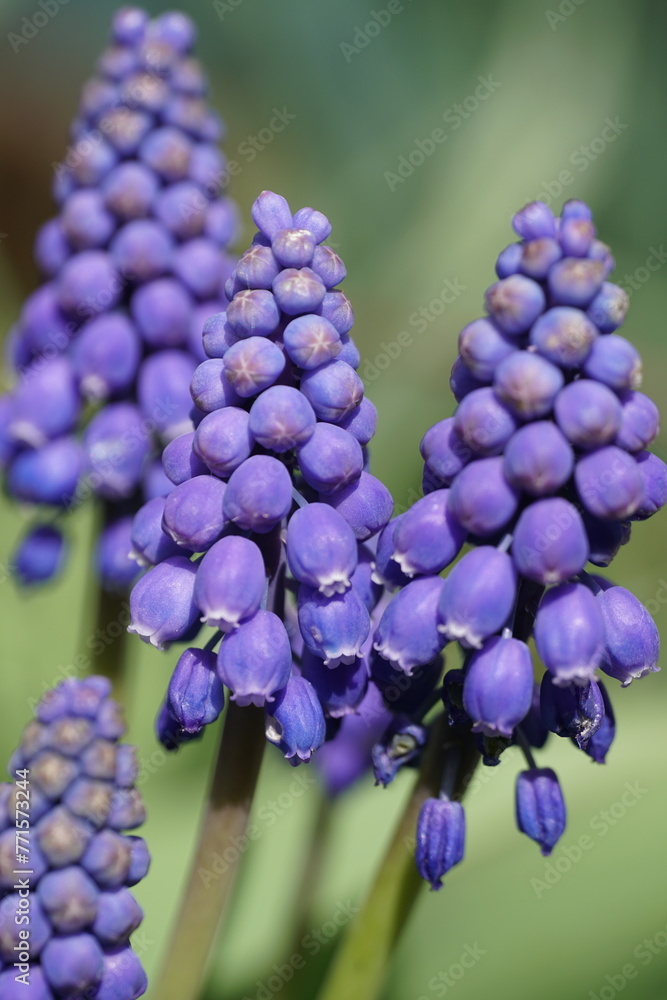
left=420, top=417, right=471, bottom=485
left=575, top=446, right=644, bottom=521
left=265, top=674, right=326, bottom=762
left=286, top=503, right=357, bottom=596
left=529, top=307, right=597, bottom=368
left=493, top=351, right=564, bottom=419
left=371, top=516, right=411, bottom=590
left=391, top=490, right=466, bottom=577
left=300, top=360, right=364, bottom=423
left=297, top=423, right=363, bottom=494
left=457, top=317, right=516, bottom=381
left=217, top=610, right=292, bottom=706
left=632, top=450, right=667, bottom=520
left=10, top=358, right=80, bottom=447
left=193, top=407, right=253, bottom=477
left=554, top=379, right=622, bottom=450
left=248, top=385, right=316, bottom=453
left=190, top=358, right=242, bottom=414
left=438, top=547, right=517, bottom=648
left=415, top=797, right=465, bottom=890
left=162, top=431, right=208, bottom=485
left=194, top=535, right=266, bottom=629
left=301, top=650, right=368, bottom=718
left=322, top=471, right=393, bottom=541
left=298, top=584, right=370, bottom=666
left=72, top=313, right=142, bottom=401
left=12, top=524, right=66, bottom=586
left=512, top=201, right=556, bottom=240
left=512, top=498, right=588, bottom=585
left=128, top=555, right=198, bottom=649
left=597, top=585, right=660, bottom=686
left=539, top=673, right=604, bottom=748
left=8, top=436, right=83, bottom=506
left=484, top=274, right=545, bottom=336
left=503, top=422, right=574, bottom=496
left=373, top=577, right=445, bottom=674
left=584, top=681, right=615, bottom=763
left=448, top=456, right=519, bottom=538
left=83, top=403, right=151, bottom=501
left=515, top=768, right=566, bottom=856
left=223, top=454, right=292, bottom=533
left=283, top=314, right=342, bottom=369
left=96, top=517, right=140, bottom=592
left=372, top=717, right=428, bottom=787
left=130, top=496, right=184, bottom=567
left=222, top=336, right=286, bottom=397
left=453, top=387, right=517, bottom=457
left=162, top=474, right=226, bottom=551
left=463, top=634, right=533, bottom=737
left=582, top=333, right=641, bottom=390
left=167, top=647, right=224, bottom=734
left=137, top=349, right=197, bottom=440
left=534, top=582, right=605, bottom=685
left=615, top=390, right=660, bottom=453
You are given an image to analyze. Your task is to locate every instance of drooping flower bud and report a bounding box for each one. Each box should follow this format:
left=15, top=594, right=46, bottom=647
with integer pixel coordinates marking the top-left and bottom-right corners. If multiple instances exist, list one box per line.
left=534, top=582, right=605, bottom=685
left=298, top=585, right=370, bottom=666
left=265, top=675, right=326, bottom=762
left=462, top=634, right=533, bottom=737
left=415, top=797, right=466, bottom=890
left=539, top=674, right=604, bottom=748
left=167, top=647, right=225, bottom=734
left=512, top=498, right=588, bottom=585
left=373, top=578, right=445, bottom=674
left=437, top=547, right=517, bottom=648
left=596, top=586, right=660, bottom=685
left=128, top=555, right=199, bottom=649
left=286, top=503, right=357, bottom=596
left=217, top=610, right=292, bottom=706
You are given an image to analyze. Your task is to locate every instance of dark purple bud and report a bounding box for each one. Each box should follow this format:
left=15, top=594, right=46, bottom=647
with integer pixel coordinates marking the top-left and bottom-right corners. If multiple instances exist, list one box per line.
left=512, top=201, right=556, bottom=240
left=162, top=431, right=207, bottom=485
left=297, top=423, right=363, bottom=494
left=372, top=717, right=428, bottom=786
left=484, top=274, right=546, bottom=336
left=252, top=191, right=293, bottom=240
left=302, top=650, right=368, bottom=718
left=534, top=582, right=605, bottom=685
left=632, top=450, right=667, bottom=520
left=338, top=397, right=378, bottom=445
left=273, top=266, right=327, bottom=316
left=38, top=866, right=99, bottom=933
left=247, top=385, right=316, bottom=453
left=190, top=357, right=242, bottom=414
left=41, top=934, right=104, bottom=997
left=391, top=490, right=466, bottom=577
left=519, top=237, right=562, bottom=279
left=584, top=681, right=615, bottom=763
left=463, top=634, right=533, bottom=737
left=138, top=349, right=198, bottom=440
left=515, top=768, right=566, bottom=855
left=300, top=360, right=364, bottom=423
left=554, top=379, right=622, bottom=449
left=193, top=407, right=253, bottom=477
left=265, top=675, right=326, bottom=762
left=93, top=888, right=143, bottom=948
left=521, top=683, right=549, bottom=749
left=163, top=474, right=226, bottom=551
left=449, top=355, right=486, bottom=401
left=226, top=289, right=281, bottom=338
left=322, top=471, right=393, bottom=540
left=512, top=498, right=588, bottom=585
left=503, top=422, right=574, bottom=496
left=583, top=511, right=630, bottom=567
left=222, top=336, right=286, bottom=397
left=454, top=387, right=518, bottom=456
left=415, top=797, right=465, bottom=890
left=539, top=673, right=604, bottom=748
left=548, top=258, right=605, bottom=307
left=575, top=446, right=645, bottom=520
left=586, top=282, right=629, bottom=333
left=194, top=535, right=265, bottom=629
left=298, top=584, right=370, bottom=666
left=97, top=517, right=140, bottom=592
left=11, top=358, right=79, bottom=447
left=448, top=456, right=519, bottom=538
left=12, top=525, right=66, bottom=586
left=167, top=647, right=224, bottom=733
left=7, top=436, right=83, bottom=506
left=615, top=390, right=660, bottom=452
left=319, top=290, right=354, bottom=335
left=438, top=547, right=517, bottom=648
left=218, top=610, right=292, bottom=705
left=373, top=577, right=445, bottom=673
left=102, top=161, right=159, bottom=221
left=529, top=307, right=597, bottom=368
left=223, top=454, right=292, bottom=532
left=287, top=503, right=357, bottom=595
left=597, top=586, right=660, bottom=686
left=128, top=555, right=199, bottom=648
left=457, top=317, right=516, bottom=381
left=420, top=417, right=471, bottom=485
left=494, top=351, right=564, bottom=419
left=72, top=312, right=141, bottom=400
left=80, top=829, right=131, bottom=888
left=495, top=242, right=523, bottom=278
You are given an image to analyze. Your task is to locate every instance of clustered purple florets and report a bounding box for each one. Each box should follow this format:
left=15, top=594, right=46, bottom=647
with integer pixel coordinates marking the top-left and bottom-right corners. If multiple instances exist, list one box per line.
left=0, top=7, right=238, bottom=592
left=0, top=677, right=150, bottom=999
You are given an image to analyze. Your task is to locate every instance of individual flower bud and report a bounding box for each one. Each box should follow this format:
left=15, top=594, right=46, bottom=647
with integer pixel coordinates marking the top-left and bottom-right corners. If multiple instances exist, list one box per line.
left=448, top=456, right=519, bottom=538
left=282, top=314, right=342, bottom=369
left=272, top=266, right=326, bottom=316
left=583, top=512, right=630, bottom=567
left=584, top=681, right=616, bottom=763
left=61, top=190, right=114, bottom=249
left=300, top=360, right=364, bottom=423
left=235, top=244, right=280, bottom=289
left=512, top=201, right=556, bottom=240
left=137, top=349, right=197, bottom=440
left=298, top=585, right=370, bottom=666
left=286, top=503, right=357, bottom=595
left=632, top=451, right=667, bottom=520
left=548, top=258, right=605, bottom=307
left=72, top=313, right=142, bottom=400
left=539, top=674, right=604, bottom=748
left=265, top=675, right=326, bottom=762
left=297, top=423, right=363, bottom=494
left=248, top=385, right=316, bottom=452
left=12, top=524, right=66, bottom=586
left=171, top=238, right=223, bottom=300
left=202, top=312, right=238, bottom=358
left=271, top=228, right=315, bottom=268
left=83, top=402, right=151, bottom=501
left=0, top=893, right=51, bottom=960
left=7, top=436, right=83, bottom=506
left=222, top=337, right=285, bottom=397
left=495, top=242, right=523, bottom=278
left=156, top=701, right=202, bottom=751
left=615, top=390, right=660, bottom=452
left=415, top=797, right=465, bottom=890
left=162, top=474, right=226, bottom=551
left=583, top=334, right=641, bottom=392
left=251, top=190, right=294, bottom=240
left=463, top=634, right=533, bottom=737
left=438, top=547, right=517, bottom=648
left=450, top=355, right=487, bottom=401
left=596, top=586, right=660, bottom=685
left=512, top=498, right=588, bottom=585
left=554, top=379, right=623, bottom=449
left=41, top=933, right=104, bottom=997
left=373, top=577, right=445, bottom=674
left=10, top=358, right=80, bottom=447
left=391, top=490, right=466, bottom=577
left=371, top=516, right=412, bottom=590
left=319, top=290, right=354, bottom=335
left=20, top=283, right=73, bottom=358
left=96, top=517, right=141, bottom=591
left=311, top=245, right=347, bottom=288
left=529, top=307, right=597, bottom=368
left=162, top=431, right=208, bottom=485
left=586, top=282, right=629, bottom=333
left=110, top=219, right=174, bottom=281
left=193, top=407, right=253, bottom=477
left=484, top=275, right=546, bottom=335
left=130, top=496, right=186, bottom=566
left=301, top=649, right=368, bottom=718
left=217, top=610, right=292, bottom=705
left=93, top=889, right=144, bottom=948
left=167, top=647, right=224, bottom=733
left=520, top=237, right=562, bottom=278
left=559, top=218, right=595, bottom=257
left=322, top=471, right=393, bottom=541
left=457, top=317, right=516, bottom=381
left=575, top=446, right=645, bottom=521
left=194, top=535, right=266, bottom=629
left=57, top=250, right=121, bottom=317
left=130, top=277, right=192, bottom=348
left=515, top=768, right=566, bottom=855
left=453, top=387, right=518, bottom=457
left=34, top=217, right=70, bottom=276
left=372, top=717, right=428, bottom=787
left=0, top=968, right=53, bottom=999
left=534, top=582, right=605, bottom=685
left=128, top=555, right=198, bottom=648
left=102, top=161, right=158, bottom=220
left=503, top=422, right=574, bottom=496
left=223, top=454, right=292, bottom=532
left=139, top=127, right=192, bottom=183
left=38, top=866, right=100, bottom=933
left=494, top=352, right=564, bottom=419
left=190, top=358, right=242, bottom=414
left=420, top=417, right=472, bottom=485
left=338, top=397, right=378, bottom=445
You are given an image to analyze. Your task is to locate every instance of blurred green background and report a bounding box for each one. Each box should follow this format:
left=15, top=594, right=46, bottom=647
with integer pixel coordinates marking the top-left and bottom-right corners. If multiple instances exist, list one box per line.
left=1, top=1, right=667, bottom=998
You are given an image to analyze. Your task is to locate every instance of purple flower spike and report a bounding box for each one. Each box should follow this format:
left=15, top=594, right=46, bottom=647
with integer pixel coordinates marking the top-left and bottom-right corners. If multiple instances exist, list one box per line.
left=297, top=423, right=363, bottom=494
left=8, top=436, right=83, bottom=506
left=251, top=190, right=293, bottom=240
left=217, top=611, right=292, bottom=706
left=584, top=681, right=616, bottom=763
left=420, top=417, right=472, bottom=485
left=301, top=650, right=368, bottom=718
left=298, top=585, right=370, bottom=666
left=534, top=582, right=605, bottom=685
left=582, top=333, right=642, bottom=391
left=597, top=586, right=660, bottom=686
left=222, top=336, right=286, bottom=397
left=286, top=503, right=357, bottom=596
left=463, top=634, right=533, bottom=737
left=223, top=455, right=292, bottom=533
left=529, top=307, right=597, bottom=368
left=539, top=674, right=604, bottom=748
left=575, top=446, right=644, bottom=521
left=226, top=289, right=281, bottom=338
left=10, top=358, right=80, bottom=447
left=194, top=536, right=266, bottom=629
left=391, top=490, right=466, bottom=577
left=162, top=474, right=226, bottom=551
left=83, top=403, right=151, bottom=501
left=128, top=555, right=198, bottom=649
left=322, top=471, right=393, bottom=541
left=503, top=422, right=574, bottom=496
left=453, top=387, right=518, bottom=457
left=162, top=431, right=208, bottom=485
left=548, top=257, right=605, bottom=307
left=493, top=352, right=564, bottom=419
left=12, top=524, right=66, bottom=587
left=448, top=456, right=519, bottom=537
left=265, top=675, right=326, bottom=763
left=272, top=267, right=327, bottom=316
left=515, top=768, right=566, bottom=856
left=72, top=313, right=142, bottom=400
left=167, top=647, right=224, bottom=734
left=554, top=379, right=623, bottom=449
left=415, top=798, right=465, bottom=890
left=190, top=358, right=242, bottom=414
left=193, top=407, right=253, bottom=477
left=438, top=547, right=517, bottom=648
left=632, top=451, right=667, bottom=520
left=615, top=390, right=660, bottom=452
left=512, top=201, right=556, bottom=240
left=586, top=282, right=629, bottom=333
left=300, top=360, right=364, bottom=423
left=512, top=498, right=588, bottom=585
left=283, top=314, right=342, bottom=369
left=457, top=318, right=516, bottom=381
left=484, top=274, right=546, bottom=336
left=373, top=577, right=445, bottom=674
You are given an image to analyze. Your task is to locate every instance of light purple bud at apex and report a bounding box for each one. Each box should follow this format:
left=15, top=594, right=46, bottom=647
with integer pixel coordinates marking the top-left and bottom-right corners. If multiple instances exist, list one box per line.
left=190, top=358, right=242, bottom=414
left=582, top=333, right=642, bottom=391
left=534, top=582, right=605, bottom=685
left=194, top=535, right=266, bottom=629
left=217, top=610, right=292, bottom=706
left=457, top=318, right=516, bottom=381
left=586, top=282, right=629, bottom=333
left=632, top=451, right=667, bottom=520
left=322, top=472, right=393, bottom=541
left=484, top=274, right=545, bottom=336
left=503, top=422, right=574, bottom=496
left=297, top=423, right=363, bottom=494
left=298, top=584, right=370, bottom=666
left=415, top=798, right=465, bottom=890
left=448, top=457, right=519, bottom=538
left=512, top=498, right=588, bottom=585
left=128, top=556, right=198, bottom=649
left=493, top=352, right=564, bottom=419
left=193, top=407, right=253, bottom=477
left=575, top=446, right=644, bottom=521
left=548, top=258, right=605, bottom=307
left=539, top=674, right=604, bottom=749
left=391, top=490, right=466, bottom=577
left=265, top=675, right=326, bottom=763
left=438, top=547, right=517, bottom=648
left=559, top=218, right=595, bottom=257
left=226, top=289, right=281, bottom=338
left=162, top=431, right=208, bottom=485
left=162, top=475, right=226, bottom=551
left=373, top=577, right=445, bottom=674
left=529, top=307, right=597, bottom=368
left=283, top=314, right=342, bottom=369
left=251, top=191, right=293, bottom=240
left=167, top=648, right=224, bottom=734
left=463, top=633, right=533, bottom=737
left=248, top=386, right=317, bottom=453
left=512, top=201, right=556, bottom=240
left=272, top=267, right=326, bottom=316
left=293, top=205, right=332, bottom=243
left=453, top=387, right=518, bottom=457
left=554, top=379, right=622, bottom=449
left=597, top=586, right=660, bottom=686
left=420, top=417, right=471, bottom=485
left=300, top=360, right=364, bottom=423
left=222, top=337, right=286, bottom=397
left=615, top=390, right=660, bottom=452
left=286, top=504, right=357, bottom=596
left=515, top=768, right=566, bottom=856
left=223, top=455, right=292, bottom=532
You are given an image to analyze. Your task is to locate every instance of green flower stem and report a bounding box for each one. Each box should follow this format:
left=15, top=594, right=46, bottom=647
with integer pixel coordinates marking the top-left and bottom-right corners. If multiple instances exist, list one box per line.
left=150, top=701, right=266, bottom=1000
left=315, top=718, right=479, bottom=1000
left=88, top=584, right=131, bottom=702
